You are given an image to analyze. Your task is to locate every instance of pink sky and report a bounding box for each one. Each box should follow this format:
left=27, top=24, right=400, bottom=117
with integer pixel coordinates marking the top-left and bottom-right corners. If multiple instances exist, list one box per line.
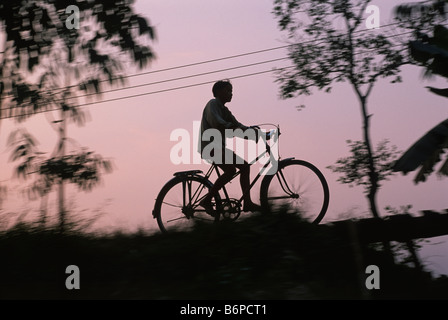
left=1, top=0, right=447, bottom=275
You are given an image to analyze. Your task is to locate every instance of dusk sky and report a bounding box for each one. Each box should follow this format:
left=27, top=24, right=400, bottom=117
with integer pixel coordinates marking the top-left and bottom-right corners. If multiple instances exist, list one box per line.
left=1, top=0, right=447, bottom=275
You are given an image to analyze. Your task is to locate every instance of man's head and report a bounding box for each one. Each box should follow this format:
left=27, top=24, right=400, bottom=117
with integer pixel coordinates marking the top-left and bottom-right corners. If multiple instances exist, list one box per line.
left=212, top=80, right=233, bottom=104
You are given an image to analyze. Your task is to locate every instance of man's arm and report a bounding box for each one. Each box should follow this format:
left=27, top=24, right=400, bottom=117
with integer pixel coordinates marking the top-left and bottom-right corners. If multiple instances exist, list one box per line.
left=223, top=107, right=259, bottom=141
left=205, top=100, right=242, bottom=130
left=228, top=111, right=249, bottom=130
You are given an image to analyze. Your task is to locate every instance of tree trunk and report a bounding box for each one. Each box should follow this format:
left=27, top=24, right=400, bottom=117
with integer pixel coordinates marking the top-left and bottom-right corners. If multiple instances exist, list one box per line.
left=344, top=14, right=381, bottom=219
left=0, top=54, right=4, bottom=208
left=359, top=95, right=380, bottom=218
left=58, top=64, right=73, bottom=233
left=58, top=105, right=67, bottom=232
left=358, top=95, right=395, bottom=262
left=39, top=193, right=49, bottom=227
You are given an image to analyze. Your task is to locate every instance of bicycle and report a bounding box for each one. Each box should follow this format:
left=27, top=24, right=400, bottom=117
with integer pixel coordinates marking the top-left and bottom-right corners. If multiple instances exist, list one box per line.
left=152, top=124, right=330, bottom=233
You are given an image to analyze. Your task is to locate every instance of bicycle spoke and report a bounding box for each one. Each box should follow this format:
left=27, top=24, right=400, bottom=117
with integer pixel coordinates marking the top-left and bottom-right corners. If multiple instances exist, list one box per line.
left=161, top=201, right=182, bottom=209
left=167, top=216, right=189, bottom=223
left=261, top=160, right=329, bottom=224
left=155, top=176, right=220, bottom=232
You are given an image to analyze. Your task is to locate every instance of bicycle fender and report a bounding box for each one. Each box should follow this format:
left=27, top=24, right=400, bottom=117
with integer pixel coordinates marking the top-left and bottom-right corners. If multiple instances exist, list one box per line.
left=278, top=157, right=295, bottom=167
left=173, top=170, right=203, bottom=177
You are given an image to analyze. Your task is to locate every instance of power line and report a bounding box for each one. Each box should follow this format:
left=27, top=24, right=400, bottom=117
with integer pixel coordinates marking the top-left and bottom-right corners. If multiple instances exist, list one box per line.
left=0, top=33, right=417, bottom=120
left=0, top=20, right=441, bottom=120
left=0, top=18, right=416, bottom=101
left=0, top=66, right=295, bottom=120
left=47, top=57, right=290, bottom=104
left=0, top=26, right=417, bottom=108
left=0, top=57, right=290, bottom=116
left=89, top=19, right=425, bottom=84
left=0, top=37, right=410, bottom=119
left=52, top=35, right=413, bottom=105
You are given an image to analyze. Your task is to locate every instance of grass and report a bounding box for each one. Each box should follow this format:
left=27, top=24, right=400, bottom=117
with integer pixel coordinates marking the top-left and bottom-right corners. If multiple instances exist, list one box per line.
left=0, top=211, right=447, bottom=299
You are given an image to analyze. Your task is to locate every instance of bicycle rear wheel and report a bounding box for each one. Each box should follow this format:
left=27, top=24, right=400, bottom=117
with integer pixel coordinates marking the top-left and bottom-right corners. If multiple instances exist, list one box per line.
left=153, top=175, right=221, bottom=233
left=260, top=159, right=329, bottom=224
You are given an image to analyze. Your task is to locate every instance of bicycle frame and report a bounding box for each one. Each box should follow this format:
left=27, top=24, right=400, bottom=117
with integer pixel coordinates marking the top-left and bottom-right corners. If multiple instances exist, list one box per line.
left=202, top=126, right=282, bottom=204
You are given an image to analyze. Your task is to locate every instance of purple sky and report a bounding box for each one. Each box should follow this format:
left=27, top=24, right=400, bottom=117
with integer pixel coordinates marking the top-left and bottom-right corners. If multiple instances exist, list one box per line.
left=1, top=0, right=447, bottom=275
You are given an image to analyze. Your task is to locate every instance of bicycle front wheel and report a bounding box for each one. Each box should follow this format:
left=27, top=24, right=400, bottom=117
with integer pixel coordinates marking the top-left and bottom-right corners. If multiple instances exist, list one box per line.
left=260, top=159, right=329, bottom=224
left=153, top=175, right=221, bottom=233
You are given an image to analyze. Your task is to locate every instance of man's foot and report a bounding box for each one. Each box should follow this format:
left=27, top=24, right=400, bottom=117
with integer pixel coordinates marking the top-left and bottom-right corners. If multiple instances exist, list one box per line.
left=199, top=197, right=215, bottom=216
left=243, top=202, right=262, bottom=212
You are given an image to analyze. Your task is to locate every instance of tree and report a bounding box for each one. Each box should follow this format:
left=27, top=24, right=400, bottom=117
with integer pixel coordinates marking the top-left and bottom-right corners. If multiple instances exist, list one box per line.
left=1, top=1, right=156, bottom=229
left=272, top=0, right=408, bottom=218
left=392, top=0, right=448, bottom=183
left=1, top=0, right=155, bottom=123
left=327, top=139, right=401, bottom=195
left=7, top=127, right=112, bottom=227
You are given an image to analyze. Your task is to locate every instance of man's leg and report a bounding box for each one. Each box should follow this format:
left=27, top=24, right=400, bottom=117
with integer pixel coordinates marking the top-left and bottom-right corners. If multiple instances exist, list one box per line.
left=199, top=148, right=236, bottom=211
left=200, top=150, right=261, bottom=213
left=203, top=163, right=236, bottom=203
left=233, top=151, right=262, bottom=212
left=236, top=163, right=262, bottom=211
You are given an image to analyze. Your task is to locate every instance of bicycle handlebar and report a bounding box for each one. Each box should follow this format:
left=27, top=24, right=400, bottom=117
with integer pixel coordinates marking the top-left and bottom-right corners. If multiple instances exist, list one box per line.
left=249, top=123, right=281, bottom=140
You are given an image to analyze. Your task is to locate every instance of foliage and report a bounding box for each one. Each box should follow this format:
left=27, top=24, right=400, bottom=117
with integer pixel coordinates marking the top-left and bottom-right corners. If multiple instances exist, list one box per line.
left=0, top=0, right=155, bottom=71
left=392, top=1, right=448, bottom=183
left=395, top=0, right=447, bottom=35
left=327, top=139, right=401, bottom=194
left=394, top=0, right=448, bottom=97
left=272, top=0, right=406, bottom=99
left=7, top=128, right=112, bottom=200
left=0, top=0, right=156, bottom=121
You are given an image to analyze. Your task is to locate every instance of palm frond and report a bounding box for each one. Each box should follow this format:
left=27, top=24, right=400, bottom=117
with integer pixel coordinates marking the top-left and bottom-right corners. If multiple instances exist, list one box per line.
left=393, top=118, right=448, bottom=183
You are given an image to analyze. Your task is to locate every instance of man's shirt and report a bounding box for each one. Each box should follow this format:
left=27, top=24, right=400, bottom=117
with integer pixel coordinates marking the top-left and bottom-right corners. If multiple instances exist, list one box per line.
left=198, top=98, right=244, bottom=155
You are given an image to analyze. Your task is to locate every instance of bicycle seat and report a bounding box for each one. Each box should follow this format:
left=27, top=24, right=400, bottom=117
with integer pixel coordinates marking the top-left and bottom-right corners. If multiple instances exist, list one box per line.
left=173, top=170, right=203, bottom=177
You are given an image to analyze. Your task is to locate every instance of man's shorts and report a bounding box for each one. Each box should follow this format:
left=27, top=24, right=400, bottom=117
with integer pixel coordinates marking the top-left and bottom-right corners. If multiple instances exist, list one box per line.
left=202, top=147, right=248, bottom=166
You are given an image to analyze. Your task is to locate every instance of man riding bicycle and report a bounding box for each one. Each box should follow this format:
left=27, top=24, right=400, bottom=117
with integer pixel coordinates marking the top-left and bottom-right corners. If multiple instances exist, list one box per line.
left=198, top=80, right=262, bottom=214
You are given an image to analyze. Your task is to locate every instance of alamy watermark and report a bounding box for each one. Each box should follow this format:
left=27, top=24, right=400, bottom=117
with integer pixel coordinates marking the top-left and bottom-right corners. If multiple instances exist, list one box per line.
left=170, top=121, right=279, bottom=175
left=365, top=5, right=380, bottom=30
left=65, top=265, right=80, bottom=290
left=64, top=4, right=380, bottom=30
left=365, top=265, right=380, bottom=290
left=65, top=5, right=80, bottom=30
left=323, top=4, right=381, bottom=30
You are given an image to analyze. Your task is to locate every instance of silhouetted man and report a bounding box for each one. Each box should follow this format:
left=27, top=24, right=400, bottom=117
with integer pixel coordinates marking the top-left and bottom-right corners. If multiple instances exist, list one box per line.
left=198, top=80, right=262, bottom=214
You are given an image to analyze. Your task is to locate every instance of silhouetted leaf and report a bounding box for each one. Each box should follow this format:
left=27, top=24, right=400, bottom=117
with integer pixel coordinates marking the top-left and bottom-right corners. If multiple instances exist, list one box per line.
left=393, top=118, right=448, bottom=183
left=134, top=15, right=156, bottom=39
left=426, top=86, right=448, bottom=98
